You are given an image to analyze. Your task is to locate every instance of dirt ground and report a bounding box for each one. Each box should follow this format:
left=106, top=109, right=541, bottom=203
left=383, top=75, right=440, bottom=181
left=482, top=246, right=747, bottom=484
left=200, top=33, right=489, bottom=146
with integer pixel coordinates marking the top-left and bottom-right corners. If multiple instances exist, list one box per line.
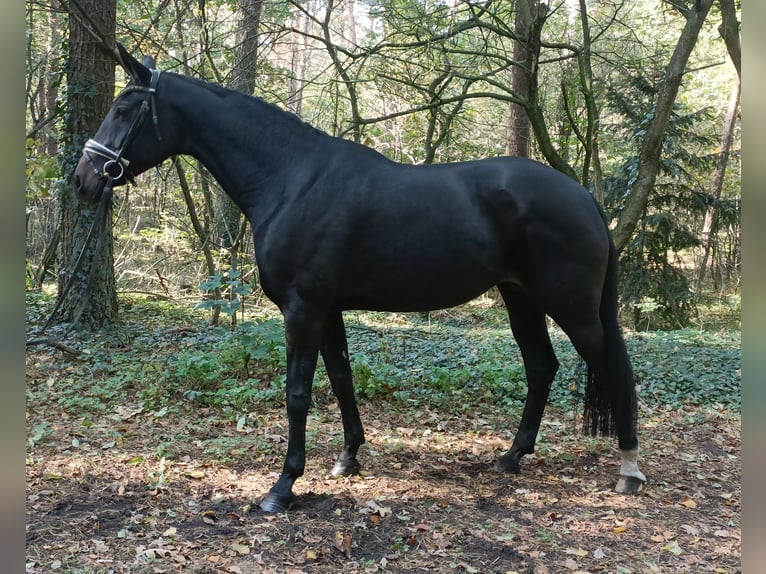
left=26, top=384, right=740, bottom=574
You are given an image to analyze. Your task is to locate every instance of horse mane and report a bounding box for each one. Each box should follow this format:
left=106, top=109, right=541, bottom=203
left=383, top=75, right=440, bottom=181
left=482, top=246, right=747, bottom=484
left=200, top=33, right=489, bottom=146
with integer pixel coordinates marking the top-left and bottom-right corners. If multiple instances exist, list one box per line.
left=168, top=72, right=327, bottom=138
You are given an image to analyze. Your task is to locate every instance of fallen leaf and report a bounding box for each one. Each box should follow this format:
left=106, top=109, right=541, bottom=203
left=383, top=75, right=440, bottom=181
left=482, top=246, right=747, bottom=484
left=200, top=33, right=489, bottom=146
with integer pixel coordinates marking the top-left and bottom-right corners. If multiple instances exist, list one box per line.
left=562, top=558, right=578, bottom=570
left=231, top=542, right=250, bottom=555
left=172, top=552, right=187, bottom=564
left=565, top=548, right=588, bottom=557
left=662, top=541, right=683, bottom=556
left=363, top=500, right=392, bottom=517
left=202, top=510, right=217, bottom=524
left=333, top=531, right=352, bottom=558
left=679, top=496, right=698, bottom=508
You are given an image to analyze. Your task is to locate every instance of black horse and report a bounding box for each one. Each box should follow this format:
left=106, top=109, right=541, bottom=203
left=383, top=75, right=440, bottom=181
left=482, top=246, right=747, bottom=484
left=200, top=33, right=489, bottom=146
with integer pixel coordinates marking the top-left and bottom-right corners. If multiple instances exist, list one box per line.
left=74, top=45, right=646, bottom=512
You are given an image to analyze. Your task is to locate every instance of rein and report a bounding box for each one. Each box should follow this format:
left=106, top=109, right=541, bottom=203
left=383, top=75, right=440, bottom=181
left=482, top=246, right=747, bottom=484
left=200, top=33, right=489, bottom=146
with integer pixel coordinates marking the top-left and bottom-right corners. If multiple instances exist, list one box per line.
left=27, top=69, right=163, bottom=350
left=25, top=184, right=114, bottom=350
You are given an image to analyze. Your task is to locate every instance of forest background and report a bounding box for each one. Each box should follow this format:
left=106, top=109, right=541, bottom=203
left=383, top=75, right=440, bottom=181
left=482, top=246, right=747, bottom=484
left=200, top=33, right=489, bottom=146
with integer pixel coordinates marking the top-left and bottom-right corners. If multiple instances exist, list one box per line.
left=24, top=1, right=743, bottom=573
left=25, top=0, right=740, bottom=332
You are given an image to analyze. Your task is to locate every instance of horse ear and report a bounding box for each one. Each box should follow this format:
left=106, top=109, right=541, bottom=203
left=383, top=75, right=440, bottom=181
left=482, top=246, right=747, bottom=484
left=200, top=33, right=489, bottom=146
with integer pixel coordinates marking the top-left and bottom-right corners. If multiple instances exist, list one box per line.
left=116, top=43, right=152, bottom=86
left=142, top=55, right=157, bottom=70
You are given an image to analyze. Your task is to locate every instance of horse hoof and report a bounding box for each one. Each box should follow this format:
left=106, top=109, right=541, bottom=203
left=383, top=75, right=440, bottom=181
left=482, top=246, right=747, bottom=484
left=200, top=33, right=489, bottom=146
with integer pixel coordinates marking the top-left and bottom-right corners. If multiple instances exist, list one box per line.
left=330, top=458, right=361, bottom=477
left=494, top=454, right=521, bottom=474
left=615, top=475, right=645, bottom=494
left=259, top=492, right=294, bottom=513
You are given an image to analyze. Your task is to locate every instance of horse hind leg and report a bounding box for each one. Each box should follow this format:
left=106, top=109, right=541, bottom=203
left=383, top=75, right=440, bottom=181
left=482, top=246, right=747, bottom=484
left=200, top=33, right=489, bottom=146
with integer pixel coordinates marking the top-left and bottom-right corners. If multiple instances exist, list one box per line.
left=320, top=311, right=365, bottom=477
left=555, top=313, right=646, bottom=494
left=495, top=285, right=559, bottom=474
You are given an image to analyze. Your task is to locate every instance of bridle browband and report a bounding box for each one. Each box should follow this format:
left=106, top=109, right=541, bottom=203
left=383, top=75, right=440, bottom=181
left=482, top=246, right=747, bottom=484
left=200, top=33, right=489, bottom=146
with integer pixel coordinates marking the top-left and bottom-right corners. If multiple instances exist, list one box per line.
left=82, top=68, right=162, bottom=183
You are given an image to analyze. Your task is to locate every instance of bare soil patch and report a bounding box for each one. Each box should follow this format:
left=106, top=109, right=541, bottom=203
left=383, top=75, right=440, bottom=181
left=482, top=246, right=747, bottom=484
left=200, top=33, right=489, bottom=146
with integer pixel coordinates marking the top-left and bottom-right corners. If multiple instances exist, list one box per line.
left=26, top=384, right=740, bottom=573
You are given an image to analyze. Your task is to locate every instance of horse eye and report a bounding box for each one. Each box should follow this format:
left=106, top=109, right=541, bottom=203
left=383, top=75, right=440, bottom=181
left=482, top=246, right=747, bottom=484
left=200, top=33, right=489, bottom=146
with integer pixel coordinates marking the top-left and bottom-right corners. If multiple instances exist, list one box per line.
left=114, top=106, right=129, bottom=118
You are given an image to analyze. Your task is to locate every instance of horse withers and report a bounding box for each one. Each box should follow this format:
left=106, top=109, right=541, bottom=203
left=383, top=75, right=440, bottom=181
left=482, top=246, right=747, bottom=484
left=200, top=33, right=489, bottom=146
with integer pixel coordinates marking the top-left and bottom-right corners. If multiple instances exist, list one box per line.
left=74, top=44, right=646, bottom=512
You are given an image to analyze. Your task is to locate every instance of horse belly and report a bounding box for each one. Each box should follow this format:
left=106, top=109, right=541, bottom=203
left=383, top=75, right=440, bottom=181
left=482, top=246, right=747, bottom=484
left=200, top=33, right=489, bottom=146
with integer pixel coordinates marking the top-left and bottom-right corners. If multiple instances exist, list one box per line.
left=335, top=248, right=512, bottom=312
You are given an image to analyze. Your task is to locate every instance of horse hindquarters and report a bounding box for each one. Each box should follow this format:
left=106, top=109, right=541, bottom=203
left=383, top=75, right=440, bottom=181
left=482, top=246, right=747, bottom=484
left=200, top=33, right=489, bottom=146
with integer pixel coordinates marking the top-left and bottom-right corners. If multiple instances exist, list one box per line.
left=496, top=194, right=644, bottom=492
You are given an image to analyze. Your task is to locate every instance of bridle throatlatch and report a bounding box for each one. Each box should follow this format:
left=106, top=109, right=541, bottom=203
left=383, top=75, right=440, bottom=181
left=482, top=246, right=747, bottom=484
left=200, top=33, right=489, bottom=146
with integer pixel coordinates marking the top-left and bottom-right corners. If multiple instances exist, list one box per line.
left=82, top=68, right=162, bottom=183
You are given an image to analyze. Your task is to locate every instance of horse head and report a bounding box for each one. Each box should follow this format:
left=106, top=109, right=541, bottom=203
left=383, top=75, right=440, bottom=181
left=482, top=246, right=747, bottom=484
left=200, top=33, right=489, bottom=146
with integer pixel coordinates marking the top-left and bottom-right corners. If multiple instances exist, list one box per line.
left=74, top=44, right=176, bottom=203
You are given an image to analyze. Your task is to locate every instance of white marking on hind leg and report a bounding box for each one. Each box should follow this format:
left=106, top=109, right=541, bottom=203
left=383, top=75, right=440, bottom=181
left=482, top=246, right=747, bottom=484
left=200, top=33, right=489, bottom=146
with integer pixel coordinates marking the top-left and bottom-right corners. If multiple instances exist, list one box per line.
left=619, top=448, right=646, bottom=482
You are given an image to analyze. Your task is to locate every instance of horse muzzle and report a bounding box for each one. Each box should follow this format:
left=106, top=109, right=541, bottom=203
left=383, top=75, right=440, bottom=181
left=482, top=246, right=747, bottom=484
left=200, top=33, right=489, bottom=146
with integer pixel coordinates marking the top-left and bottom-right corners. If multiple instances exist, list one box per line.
left=73, top=153, right=127, bottom=203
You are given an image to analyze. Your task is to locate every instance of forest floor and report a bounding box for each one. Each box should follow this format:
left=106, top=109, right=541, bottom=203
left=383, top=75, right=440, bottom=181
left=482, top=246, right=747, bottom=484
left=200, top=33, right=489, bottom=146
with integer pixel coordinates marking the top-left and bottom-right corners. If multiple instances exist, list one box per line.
left=25, top=298, right=741, bottom=574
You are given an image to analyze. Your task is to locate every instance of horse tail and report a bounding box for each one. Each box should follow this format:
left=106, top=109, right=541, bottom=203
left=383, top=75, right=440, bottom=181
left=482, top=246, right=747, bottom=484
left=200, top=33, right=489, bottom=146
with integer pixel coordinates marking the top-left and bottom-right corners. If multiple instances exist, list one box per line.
left=582, top=212, right=637, bottom=438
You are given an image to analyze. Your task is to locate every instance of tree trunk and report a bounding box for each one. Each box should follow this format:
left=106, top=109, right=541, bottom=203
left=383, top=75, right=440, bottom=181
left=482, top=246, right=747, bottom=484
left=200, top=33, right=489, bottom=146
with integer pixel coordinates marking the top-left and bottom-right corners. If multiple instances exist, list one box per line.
left=287, top=4, right=311, bottom=116
left=322, top=0, right=362, bottom=141
left=216, top=0, right=263, bottom=250
left=511, top=3, right=580, bottom=182
left=505, top=0, right=535, bottom=157
left=216, top=0, right=263, bottom=326
left=576, top=0, right=603, bottom=201
left=57, top=0, right=118, bottom=329
left=231, top=0, right=262, bottom=95
left=717, top=0, right=740, bottom=80
left=345, top=0, right=357, bottom=46
left=611, top=0, right=714, bottom=253
left=175, top=158, right=222, bottom=326
left=696, top=78, right=739, bottom=290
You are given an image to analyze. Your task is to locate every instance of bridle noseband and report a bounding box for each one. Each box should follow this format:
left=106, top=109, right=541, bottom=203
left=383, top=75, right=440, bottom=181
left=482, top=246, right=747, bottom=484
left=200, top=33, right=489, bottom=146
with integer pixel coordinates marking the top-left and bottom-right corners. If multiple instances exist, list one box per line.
left=82, top=68, right=162, bottom=183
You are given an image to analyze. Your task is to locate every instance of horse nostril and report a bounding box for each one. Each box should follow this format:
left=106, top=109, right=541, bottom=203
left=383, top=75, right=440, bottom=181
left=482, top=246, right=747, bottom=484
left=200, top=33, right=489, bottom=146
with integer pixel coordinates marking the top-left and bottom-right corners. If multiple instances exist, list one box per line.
left=74, top=173, right=82, bottom=191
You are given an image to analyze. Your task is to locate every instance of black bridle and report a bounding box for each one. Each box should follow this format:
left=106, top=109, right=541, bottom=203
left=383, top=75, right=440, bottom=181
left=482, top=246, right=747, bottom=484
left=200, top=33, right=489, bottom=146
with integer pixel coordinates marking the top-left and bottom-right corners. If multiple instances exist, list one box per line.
left=27, top=69, right=163, bottom=348
left=82, top=68, right=162, bottom=183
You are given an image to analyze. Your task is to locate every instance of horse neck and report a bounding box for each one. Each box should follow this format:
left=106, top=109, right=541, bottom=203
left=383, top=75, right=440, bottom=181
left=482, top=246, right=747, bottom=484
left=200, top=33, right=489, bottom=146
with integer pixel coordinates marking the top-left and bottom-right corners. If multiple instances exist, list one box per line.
left=168, top=74, right=319, bottom=219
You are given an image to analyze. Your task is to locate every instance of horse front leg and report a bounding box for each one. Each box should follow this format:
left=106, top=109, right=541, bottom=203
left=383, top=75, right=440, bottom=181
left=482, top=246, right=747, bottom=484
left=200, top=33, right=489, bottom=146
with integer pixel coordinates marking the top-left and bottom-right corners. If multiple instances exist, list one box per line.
left=320, top=311, right=365, bottom=477
left=259, top=307, right=323, bottom=513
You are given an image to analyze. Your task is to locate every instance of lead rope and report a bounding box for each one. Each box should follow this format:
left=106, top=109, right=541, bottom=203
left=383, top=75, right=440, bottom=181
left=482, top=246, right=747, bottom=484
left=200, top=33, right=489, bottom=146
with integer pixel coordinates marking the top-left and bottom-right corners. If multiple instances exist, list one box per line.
left=26, top=180, right=114, bottom=352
